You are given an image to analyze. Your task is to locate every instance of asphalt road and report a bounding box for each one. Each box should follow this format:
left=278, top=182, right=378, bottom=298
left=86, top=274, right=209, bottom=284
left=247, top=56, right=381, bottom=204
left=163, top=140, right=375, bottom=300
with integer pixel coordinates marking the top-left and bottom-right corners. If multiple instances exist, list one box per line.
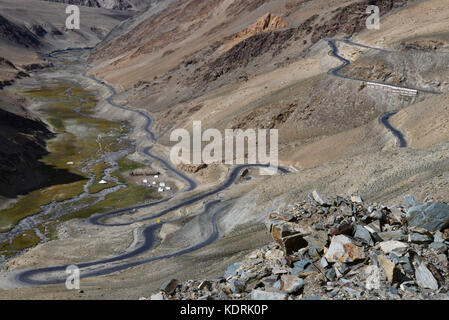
left=13, top=49, right=289, bottom=286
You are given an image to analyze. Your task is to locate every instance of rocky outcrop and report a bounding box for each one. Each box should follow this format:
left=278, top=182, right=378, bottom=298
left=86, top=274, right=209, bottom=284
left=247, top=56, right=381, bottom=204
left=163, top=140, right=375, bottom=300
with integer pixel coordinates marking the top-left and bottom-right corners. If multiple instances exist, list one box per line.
left=0, top=14, right=41, bottom=49
left=148, top=193, right=449, bottom=300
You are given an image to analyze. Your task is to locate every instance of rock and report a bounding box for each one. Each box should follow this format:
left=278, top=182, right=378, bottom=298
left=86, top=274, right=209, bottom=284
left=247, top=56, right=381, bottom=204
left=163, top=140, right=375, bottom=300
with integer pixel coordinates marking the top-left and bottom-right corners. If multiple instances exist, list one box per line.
left=320, top=256, right=329, bottom=269
left=325, top=235, right=366, bottom=263
left=399, top=255, right=414, bottom=276
left=280, top=275, right=305, bottom=294
left=340, top=204, right=353, bottom=217
left=408, top=233, right=433, bottom=244
left=405, top=195, right=420, bottom=207
left=265, top=249, right=284, bottom=261
left=377, top=231, right=408, bottom=242
left=325, top=268, right=337, bottom=281
left=370, top=210, right=384, bottom=220
left=343, top=287, right=362, bottom=298
left=351, top=195, right=363, bottom=203
left=150, top=293, right=164, bottom=300
left=365, top=265, right=381, bottom=290
left=389, top=207, right=404, bottom=224
left=269, top=211, right=295, bottom=222
left=379, top=241, right=408, bottom=255
left=198, top=280, right=212, bottom=291
left=304, top=230, right=328, bottom=253
left=330, top=222, right=354, bottom=236
left=364, top=221, right=382, bottom=234
left=377, top=255, right=399, bottom=283
left=312, top=190, right=331, bottom=207
left=229, top=279, right=246, bottom=293
left=429, top=242, right=448, bottom=254
left=160, top=279, right=179, bottom=295
left=291, top=258, right=311, bottom=274
left=354, top=224, right=374, bottom=246
left=250, top=289, right=288, bottom=300
left=437, top=254, right=448, bottom=267
left=327, top=288, right=340, bottom=298
left=406, top=202, right=449, bottom=232
left=415, top=262, right=439, bottom=290
left=434, top=231, right=445, bottom=243
left=271, top=223, right=308, bottom=255
left=260, top=275, right=278, bottom=288
left=225, top=263, right=243, bottom=278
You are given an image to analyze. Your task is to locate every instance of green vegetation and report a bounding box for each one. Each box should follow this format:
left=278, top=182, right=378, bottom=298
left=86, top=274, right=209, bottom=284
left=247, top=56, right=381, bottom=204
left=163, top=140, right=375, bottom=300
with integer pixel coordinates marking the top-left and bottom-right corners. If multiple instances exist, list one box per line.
left=0, top=230, right=41, bottom=258
left=0, top=82, right=161, bottom=257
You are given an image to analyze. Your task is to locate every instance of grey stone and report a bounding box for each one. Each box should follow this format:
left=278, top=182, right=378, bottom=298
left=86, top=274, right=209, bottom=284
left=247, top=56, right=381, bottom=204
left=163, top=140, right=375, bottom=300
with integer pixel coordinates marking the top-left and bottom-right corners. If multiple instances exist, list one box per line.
left=312, top=190, right=331, bottom=207
left=405, top=195, right=420, bottom=207
left=379, top=240, right=408, bottom=255
left=409, top=233, right=433, bottom=244
left=429, top=242, right=447, bottom=254
left=160, top=279, right=179, bottom=295
left=225, top=263, right=242, bottom=278
left=370, top=210, right=384, bottom=220
left=291, top=258, right=311, bottom=274
left=390, top=207, right=404, bottom=224
left=250, top=289, right=288, bottom=300
left=354, top=224, right=374, bottom=246
left=415, top=262, right=439, bottom=290
left=229, top=279, right=246, bottom=294
left=150, top=293, right=164, bottom=300
left=304, top=230, right=328, bottom=253
left=325, top=268, right=337, bottom=281
left=260, top=274, right=278, bottom=288
left=301, top=296, right=327, bottom=300
left=321, top=256, right=329, bottom=269
left=343, top=287, right=362, bottom=298
left=434, top=231, right=445, bottom=243
left=364, top=221, right=382, bottom=234
left=365, top=265, right=381, bottom=290
left=198, top=280, right=212, bottom=291
left=280, top=275, right=306, bottom=294
left=378, top=231, right=408, bottom=242
left=406, top=202, right=449, bottom=232
left=327, top=288, right=340, bottom=298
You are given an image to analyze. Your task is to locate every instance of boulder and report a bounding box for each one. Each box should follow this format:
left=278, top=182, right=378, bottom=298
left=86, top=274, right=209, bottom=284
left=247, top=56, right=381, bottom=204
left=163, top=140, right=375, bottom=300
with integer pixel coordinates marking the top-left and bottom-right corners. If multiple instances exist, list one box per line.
left=325, top=235, right=366, bottom=263
left=406, top=202, right=449, bottom=232
left=415, top=262, right=439, bottom=290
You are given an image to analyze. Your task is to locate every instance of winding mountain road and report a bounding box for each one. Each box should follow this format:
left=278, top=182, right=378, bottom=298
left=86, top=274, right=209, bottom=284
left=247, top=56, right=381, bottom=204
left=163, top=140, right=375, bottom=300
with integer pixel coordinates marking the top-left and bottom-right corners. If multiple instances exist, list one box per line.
left=326, top=39, right=441, bottom=148
left=11, top=49, right=288, bottom=287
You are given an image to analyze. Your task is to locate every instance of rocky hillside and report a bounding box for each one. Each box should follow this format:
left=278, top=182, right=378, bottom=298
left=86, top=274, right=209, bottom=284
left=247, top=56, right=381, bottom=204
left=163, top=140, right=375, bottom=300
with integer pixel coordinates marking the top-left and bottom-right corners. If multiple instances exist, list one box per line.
left=149, top=192, right=449, bottom=300
left=38, top=0, right=150, bottom=11
left=87, top=0, right=419, bottom=145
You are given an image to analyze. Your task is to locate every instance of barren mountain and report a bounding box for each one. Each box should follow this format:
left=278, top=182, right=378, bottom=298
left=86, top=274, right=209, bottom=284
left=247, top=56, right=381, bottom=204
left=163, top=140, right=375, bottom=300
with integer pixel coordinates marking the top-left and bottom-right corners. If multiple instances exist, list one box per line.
left=2, top=0, right=449, bottom=301
left=38, top=0, right=151, bottom=11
